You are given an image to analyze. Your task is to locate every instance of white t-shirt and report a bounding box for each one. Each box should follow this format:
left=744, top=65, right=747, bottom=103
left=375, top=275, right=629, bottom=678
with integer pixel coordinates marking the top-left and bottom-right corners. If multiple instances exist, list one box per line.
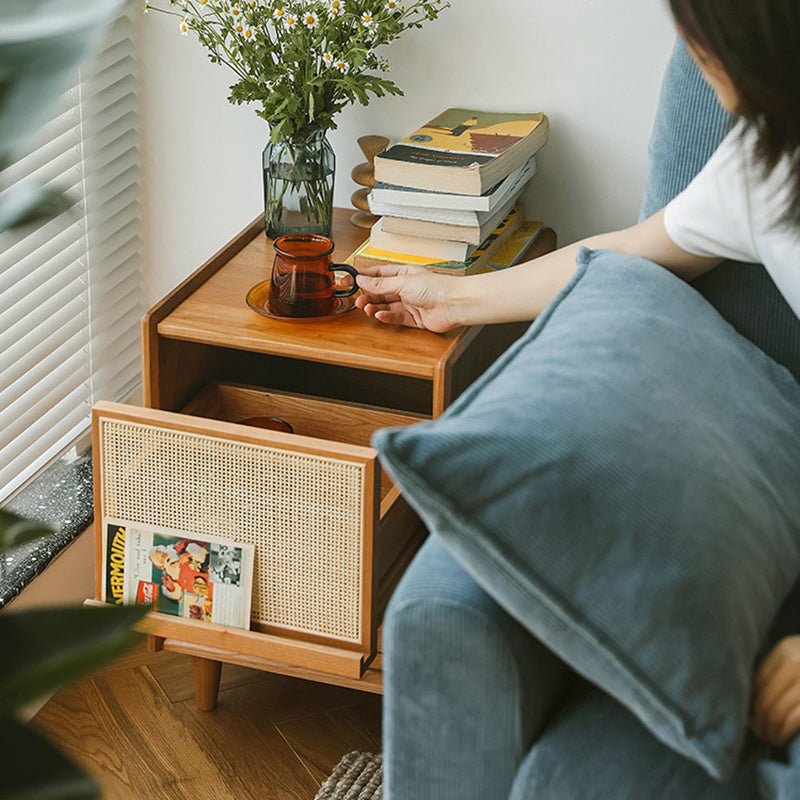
left=663, top=123, right=800, bottom=319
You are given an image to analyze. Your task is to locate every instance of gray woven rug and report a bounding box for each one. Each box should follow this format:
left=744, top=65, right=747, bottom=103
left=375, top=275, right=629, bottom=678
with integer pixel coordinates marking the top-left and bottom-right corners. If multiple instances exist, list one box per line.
left=314, top=751, right=382, bottom=800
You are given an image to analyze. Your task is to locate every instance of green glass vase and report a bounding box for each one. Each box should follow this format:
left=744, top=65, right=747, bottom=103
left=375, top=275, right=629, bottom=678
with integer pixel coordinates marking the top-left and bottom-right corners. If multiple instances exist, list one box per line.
left=262, top=126, right=335, bottom=238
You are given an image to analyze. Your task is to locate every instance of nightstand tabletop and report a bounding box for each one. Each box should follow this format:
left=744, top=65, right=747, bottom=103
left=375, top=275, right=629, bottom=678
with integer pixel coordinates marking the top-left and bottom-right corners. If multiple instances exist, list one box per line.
left=155, top=208, right=470, bottom=380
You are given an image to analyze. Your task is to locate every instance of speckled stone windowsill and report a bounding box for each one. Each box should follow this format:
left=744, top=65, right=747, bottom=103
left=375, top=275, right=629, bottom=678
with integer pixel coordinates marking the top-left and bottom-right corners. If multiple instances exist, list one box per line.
left=0, top=452, right=94, bottom=609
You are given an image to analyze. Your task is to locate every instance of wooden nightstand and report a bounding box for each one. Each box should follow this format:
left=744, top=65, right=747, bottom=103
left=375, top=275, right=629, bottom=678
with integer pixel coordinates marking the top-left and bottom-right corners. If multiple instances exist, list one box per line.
left=92, top=208, right=556, bottom=708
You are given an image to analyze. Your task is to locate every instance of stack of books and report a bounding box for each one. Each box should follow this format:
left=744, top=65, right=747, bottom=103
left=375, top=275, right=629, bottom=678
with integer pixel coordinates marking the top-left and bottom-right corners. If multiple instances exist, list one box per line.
left=351, top=108, right=549, bottom=275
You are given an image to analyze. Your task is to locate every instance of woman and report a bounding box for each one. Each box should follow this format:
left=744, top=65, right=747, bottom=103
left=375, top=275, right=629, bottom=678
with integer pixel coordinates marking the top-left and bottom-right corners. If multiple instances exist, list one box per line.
left=356, top=0, right=800, bottom=750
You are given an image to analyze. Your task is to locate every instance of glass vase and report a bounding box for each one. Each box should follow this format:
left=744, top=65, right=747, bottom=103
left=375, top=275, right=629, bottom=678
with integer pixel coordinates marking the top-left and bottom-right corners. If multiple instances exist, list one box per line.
left=262, top=126, right=335, bottom=239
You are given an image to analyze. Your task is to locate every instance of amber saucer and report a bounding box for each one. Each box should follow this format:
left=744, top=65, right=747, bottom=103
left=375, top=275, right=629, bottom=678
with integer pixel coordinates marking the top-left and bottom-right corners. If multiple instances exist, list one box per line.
left=245, top=280, right=357, bottom=321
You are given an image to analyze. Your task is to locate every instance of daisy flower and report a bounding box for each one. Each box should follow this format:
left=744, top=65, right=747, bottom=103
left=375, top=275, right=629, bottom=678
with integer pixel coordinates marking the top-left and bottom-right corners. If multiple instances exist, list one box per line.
left=229, top=4, right=241, bottom=15
left=179, top=16, right=190, bottom=34
left=329, top=0, right=345, bottom=14
left=273, top=7, right=286, bottom=20
left=143, top=0, right=149, bottom=12
left=361, top=10, right=375, bottom=27
left=335, top=59, right=349, bottom=72
left=303, top=11, right=318, bottom=27
left=322, top=51, right=334, bottom=66
left=283, top=13, right=297, bottom=27
left=385, top=0, right=400, bottom=10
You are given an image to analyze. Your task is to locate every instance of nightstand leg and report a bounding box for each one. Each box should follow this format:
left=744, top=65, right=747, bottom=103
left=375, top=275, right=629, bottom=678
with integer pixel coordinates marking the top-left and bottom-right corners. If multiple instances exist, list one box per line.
left=191, top=656, right=222, bottom=711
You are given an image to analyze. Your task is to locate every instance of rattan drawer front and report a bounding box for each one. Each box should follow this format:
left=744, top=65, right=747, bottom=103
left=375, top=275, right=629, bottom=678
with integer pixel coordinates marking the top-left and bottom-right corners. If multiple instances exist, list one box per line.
left=92, top=401, right=386, bottom=663
left=99, top=416, right=366, bottom=643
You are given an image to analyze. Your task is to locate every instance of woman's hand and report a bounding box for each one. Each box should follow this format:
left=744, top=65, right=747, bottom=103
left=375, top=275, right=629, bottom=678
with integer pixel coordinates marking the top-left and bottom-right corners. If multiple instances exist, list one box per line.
left=352, top=209, right=724, bottom=331
left=355, top=264, right=461, bottom=333
left=750, top=635, right=800, bottom=746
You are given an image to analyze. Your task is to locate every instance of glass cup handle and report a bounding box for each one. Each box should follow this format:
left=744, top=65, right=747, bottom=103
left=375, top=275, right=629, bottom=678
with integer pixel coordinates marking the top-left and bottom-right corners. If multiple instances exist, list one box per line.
left=330, top=263, right=360, bottom=298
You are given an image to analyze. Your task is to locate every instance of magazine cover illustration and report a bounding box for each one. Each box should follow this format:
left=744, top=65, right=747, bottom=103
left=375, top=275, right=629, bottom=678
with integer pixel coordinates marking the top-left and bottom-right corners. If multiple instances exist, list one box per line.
left=111, top=519, right=254, bottom=629
left=400, top=109, right=546, bottom=157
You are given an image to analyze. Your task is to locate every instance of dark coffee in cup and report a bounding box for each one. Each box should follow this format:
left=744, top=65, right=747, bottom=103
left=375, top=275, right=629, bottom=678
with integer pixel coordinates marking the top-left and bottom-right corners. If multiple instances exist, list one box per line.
left=268, top=234, right=359, bottom=318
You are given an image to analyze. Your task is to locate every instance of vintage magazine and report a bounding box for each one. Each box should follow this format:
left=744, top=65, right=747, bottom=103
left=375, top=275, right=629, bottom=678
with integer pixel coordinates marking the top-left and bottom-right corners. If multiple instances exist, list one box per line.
left=102, top=518, right=254, bottom=630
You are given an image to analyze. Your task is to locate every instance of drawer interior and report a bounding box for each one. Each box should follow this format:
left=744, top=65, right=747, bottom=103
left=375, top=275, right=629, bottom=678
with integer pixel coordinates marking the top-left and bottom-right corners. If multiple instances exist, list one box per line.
left=181, top=382, right=428, bottom=504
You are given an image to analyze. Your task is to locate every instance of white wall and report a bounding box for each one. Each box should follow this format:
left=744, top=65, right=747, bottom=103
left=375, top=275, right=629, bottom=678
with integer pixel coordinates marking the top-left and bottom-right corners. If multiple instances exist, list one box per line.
left=137, top=1, right=676, bottom=306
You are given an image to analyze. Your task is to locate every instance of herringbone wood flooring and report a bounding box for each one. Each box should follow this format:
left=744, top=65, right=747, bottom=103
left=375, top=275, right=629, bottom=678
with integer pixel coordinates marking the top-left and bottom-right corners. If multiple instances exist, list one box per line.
left=32, top=644, right=382, bottom=799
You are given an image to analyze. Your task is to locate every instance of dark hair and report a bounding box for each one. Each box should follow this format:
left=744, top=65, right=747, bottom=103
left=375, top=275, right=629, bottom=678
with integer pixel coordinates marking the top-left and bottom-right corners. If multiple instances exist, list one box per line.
left=668, top=0, right=800, bottom=226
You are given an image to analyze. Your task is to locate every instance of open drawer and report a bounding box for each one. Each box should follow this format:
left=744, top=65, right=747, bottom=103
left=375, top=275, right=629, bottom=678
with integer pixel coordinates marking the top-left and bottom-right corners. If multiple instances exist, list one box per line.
left=92, top=382, right=426, bottom=679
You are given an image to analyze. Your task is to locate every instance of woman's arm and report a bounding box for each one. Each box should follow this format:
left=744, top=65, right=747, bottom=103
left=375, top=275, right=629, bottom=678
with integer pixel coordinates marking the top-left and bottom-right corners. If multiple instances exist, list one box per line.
left=355, top=210, right=722, bottom=330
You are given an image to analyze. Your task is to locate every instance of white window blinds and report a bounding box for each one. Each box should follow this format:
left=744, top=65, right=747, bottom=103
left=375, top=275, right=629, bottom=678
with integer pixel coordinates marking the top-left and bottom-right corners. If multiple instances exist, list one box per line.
left=0, top=5, right=142, bottom=504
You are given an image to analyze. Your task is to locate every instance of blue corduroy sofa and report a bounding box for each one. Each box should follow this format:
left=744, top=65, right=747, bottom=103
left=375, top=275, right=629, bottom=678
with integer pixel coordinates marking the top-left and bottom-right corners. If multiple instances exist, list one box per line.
left=380, top=40, right=800, bottom=800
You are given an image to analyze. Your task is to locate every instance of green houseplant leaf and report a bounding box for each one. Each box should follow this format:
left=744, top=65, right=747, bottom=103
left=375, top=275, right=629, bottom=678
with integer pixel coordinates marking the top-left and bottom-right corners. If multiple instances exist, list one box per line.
left=0, top=604, right=148, bottom=714
left=0, top=508, right=55, bottom=553
left=1, top=1, right=149, bottom=794
left=0, top=717, right=100, bottom=800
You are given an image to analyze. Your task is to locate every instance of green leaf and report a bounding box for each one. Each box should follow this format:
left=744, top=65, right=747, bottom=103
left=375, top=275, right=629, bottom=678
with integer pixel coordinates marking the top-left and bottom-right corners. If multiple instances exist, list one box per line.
left=269, top=117, right=291, bottom=143
left=0, top=510, right=55, bottom=554
left=273, top=95, right=292, bottom=117
left=0, top=604, right=148, bottom=714
left=0, top=184, right=75, bottom=235
left=0, top=718, right=99, bottom=799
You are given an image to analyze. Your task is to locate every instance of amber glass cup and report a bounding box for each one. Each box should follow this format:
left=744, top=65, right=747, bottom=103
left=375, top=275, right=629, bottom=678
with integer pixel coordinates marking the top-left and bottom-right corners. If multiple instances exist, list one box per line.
left=268, top=234, right=359, bottom=318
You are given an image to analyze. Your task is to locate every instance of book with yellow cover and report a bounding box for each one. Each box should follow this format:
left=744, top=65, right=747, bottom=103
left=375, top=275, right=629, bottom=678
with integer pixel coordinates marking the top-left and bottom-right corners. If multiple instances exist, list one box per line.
left=348, top=207, right=529, bottom=276
left=374, top=108, right=548, bottom=195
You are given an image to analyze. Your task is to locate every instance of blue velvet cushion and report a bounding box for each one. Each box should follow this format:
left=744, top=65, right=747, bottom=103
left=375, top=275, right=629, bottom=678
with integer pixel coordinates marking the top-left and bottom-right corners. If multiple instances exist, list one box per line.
left=374, top=247, right=800, bottom=781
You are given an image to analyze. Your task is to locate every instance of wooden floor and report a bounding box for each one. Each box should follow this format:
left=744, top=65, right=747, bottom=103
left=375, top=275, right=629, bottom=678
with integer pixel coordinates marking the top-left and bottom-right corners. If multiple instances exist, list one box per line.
left=32, top=644, right=382, bottom=799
